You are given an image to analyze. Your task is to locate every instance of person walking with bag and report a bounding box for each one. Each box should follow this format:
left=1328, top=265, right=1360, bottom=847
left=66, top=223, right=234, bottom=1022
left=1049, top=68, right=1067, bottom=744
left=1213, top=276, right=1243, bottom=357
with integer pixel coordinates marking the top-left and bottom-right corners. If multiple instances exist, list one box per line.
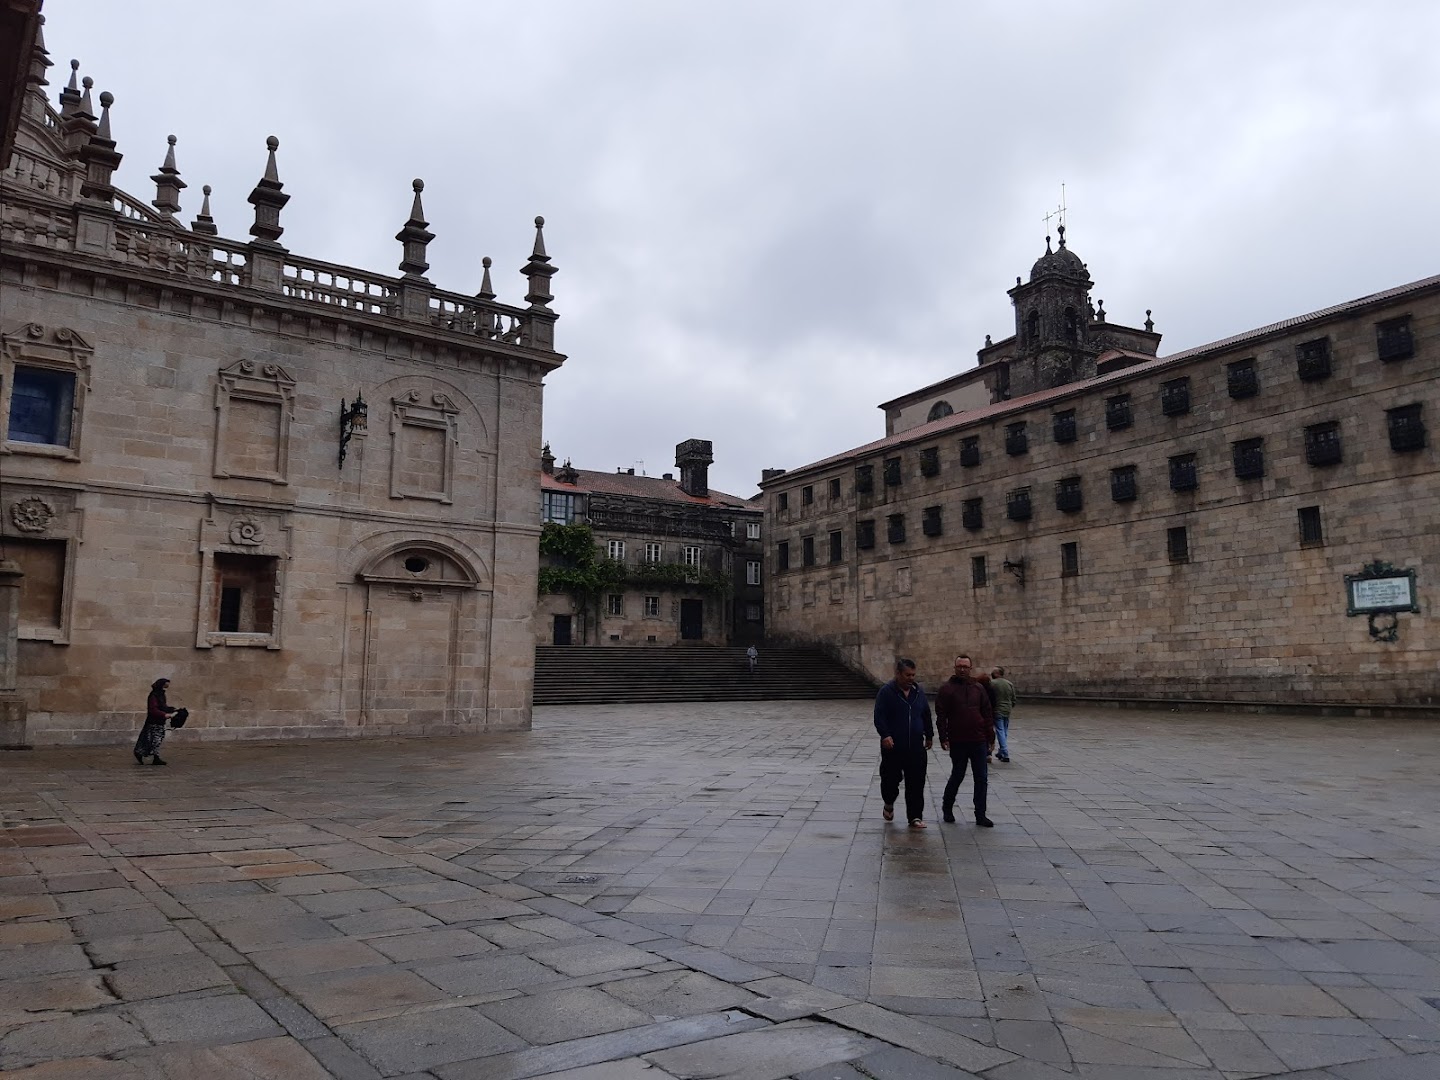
left=937, top=654, right=995, bottom=827
left=133, top=677, right=177, bottom=766
left=873, top=658, right=933, bottom=829
left=990, top=667, right=1017, bottom=762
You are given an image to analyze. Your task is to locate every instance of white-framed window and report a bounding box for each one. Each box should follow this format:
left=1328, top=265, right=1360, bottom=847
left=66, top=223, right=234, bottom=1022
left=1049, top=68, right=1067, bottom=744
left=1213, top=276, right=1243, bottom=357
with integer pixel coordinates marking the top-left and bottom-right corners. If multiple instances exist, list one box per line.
left=606, top=593, right=624, bottom=616
left=682, top=545, right=701, bottom=567
left=644, top=595, right=660, bottom=618
left=746, top=522, right=761, bottom=540
left=645, top=542, right=662, bottom=564
left=746, top=560, right=761, bottom=586
left=607, top=539, right=625, bottom=562
left=542, top=491, right=577, bottom=524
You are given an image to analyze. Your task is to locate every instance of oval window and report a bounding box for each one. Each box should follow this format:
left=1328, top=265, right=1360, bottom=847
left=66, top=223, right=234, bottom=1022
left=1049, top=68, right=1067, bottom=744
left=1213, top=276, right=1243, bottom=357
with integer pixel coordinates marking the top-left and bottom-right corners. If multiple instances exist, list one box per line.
left=403, top=555, right=430, bottom=574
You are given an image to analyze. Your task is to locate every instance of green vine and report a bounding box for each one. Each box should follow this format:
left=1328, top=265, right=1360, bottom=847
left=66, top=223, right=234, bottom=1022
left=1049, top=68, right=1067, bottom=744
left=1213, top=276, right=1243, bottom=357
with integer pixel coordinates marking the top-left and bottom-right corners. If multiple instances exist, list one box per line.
left=537, top=522, right=731, bottom=598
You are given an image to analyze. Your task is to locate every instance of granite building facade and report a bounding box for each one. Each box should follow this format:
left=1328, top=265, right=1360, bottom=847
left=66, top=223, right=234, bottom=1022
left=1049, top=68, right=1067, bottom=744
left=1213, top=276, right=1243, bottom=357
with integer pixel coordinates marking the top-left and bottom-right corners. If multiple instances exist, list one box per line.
left=762, top=234, right=1437, bottom=708
left=538, top=440, right=764, bottom=647
left=0, top=27, right=562, bottom=743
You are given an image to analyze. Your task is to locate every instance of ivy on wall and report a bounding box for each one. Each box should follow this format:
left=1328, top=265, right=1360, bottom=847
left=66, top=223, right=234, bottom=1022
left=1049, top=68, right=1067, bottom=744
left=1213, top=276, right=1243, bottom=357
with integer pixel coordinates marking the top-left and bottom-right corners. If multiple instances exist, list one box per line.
left=537, top=523, right=730, bottom=598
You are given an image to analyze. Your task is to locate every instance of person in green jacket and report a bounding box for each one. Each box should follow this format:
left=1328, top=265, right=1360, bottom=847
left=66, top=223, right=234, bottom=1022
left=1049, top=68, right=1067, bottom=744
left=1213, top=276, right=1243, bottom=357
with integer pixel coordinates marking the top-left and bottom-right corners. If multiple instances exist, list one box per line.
left=990, top=668, right=1017, bottom=762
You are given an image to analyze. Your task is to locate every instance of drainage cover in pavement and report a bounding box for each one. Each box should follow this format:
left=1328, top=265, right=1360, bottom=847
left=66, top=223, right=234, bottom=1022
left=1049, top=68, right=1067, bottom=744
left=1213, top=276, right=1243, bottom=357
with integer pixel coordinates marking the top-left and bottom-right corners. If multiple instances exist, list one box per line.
left=558, top=874, right=600, bottom=884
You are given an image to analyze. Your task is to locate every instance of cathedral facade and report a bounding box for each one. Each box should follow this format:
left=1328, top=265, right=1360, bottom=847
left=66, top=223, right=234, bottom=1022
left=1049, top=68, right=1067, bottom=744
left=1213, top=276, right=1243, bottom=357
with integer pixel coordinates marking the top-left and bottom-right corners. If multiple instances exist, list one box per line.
left=762, top=231, right=1437, bottom=709
left=0, top=28, right=562, bottom=743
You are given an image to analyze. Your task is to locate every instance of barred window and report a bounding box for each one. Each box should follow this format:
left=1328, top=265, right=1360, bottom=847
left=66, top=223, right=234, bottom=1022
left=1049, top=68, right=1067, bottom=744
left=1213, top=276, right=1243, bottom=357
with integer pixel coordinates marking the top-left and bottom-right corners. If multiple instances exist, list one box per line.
left=1232, top=437, right=1265, bottom=480
left=855, top=464, right=874, bottom=494
left=1105, top=394, right=1133, bottom=431
left=962, top=497, right=983, bottom=530
left=1055, top=475, right=1082, bottom=513
left=971, top=555, right=988, bottom=588
left=1296, top=338, right=1331, bottom=381
left=1227, top=358, right=1258, bottom=399
left=1005, top=422, right=1028, bottom=456
left=1304, top=421, right=1342, bottom=467
left=1377, top=316, right=1413, bottom=362
left=1298, top=506, right=1324, bottom=547
left=802, top=536, right=815, bottom=567
left=887, top=514, right=906, bottom=544
left=960, top=435, right=981, bottom=467
left=922, top=506, right=943, bottom=537
left=1166, top=525, right=1189, bottom=564
left=919, top=446, right=940, bottom=477
left=1006, top=487, right=1032, bottom=521
left=1387, top=403, right=1425, bottom=452
left=883, top=457, right=902, bottom=486
left=1169, top=453, right=1198, bottom=492
left=1060, top=541, right=1079, bottom=577
left=1160, top=377, right=1190, bottom=417
left=1053, top=409, right=1077, bottom=443
left=856, top=519, right=876, bottom=549
left=1111, top=464, right=1138, bottom=502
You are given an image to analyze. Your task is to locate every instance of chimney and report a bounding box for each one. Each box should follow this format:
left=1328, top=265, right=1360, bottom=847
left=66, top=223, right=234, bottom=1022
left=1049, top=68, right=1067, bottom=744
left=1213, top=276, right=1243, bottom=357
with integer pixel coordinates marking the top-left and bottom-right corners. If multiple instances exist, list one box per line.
left=675, top=439, right=714, bottom=498
left=761, top=468, right=787, bottom=484
left=626, top=468, right=634, bottom=475
left=662, top=472, right=673, bottom=481
left=541, top=443, right=555, bottom=475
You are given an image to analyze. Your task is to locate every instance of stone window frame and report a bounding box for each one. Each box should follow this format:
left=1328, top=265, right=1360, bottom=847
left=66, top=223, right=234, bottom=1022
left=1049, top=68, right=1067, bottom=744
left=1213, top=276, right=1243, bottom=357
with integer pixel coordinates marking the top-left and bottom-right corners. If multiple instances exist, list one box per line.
left=921, top=505, right=943, bottom=537
left=1111, top=464, right=1139, bottom=502
left=1387, top=403, right=1425, bottom=452
left=745, top=521, right=762, bottom=540
left=1006, top=487, right=1032, bottom=521
left=1169, top=453, right=1199, bottom=492
left=1298, top=505, right=1324, bottom=548
left=1377, top=316, right=1414, bottom=362
left=682, top=544, right=701, bottom=568
left=1055, top=475, right=1083, bottom=513
left=0, top=323, right=93, bottom=463
left=1160, top=377, right=1191, bottom=417
left=855, top=464, right=874, bottom=494
left=960, top=435, right=981, bottom=467
left=776, top=541, right=790, bottom=572
left=1, top=485, right=83, bottom=644
left=971, top=554, right=988, bottom=588
left=962, top=497, right=983, bottom=531
left=802, top=484, right=814, bottom=506
left=1060, top=541, right=1079, bottom=577
left=919, top=446, right=941, bottom=477
left=827, top=477, right=842, bottom=501
left=608, top=539, right=626, bottom=562
left=212, top=359, right=295, bottom=484
left=886, top=513, right=906, bottom=545
left=828, top=530, right=843, bottom=564
left=1105, top=394, right=1133, bottom=431
left=644, top=542, right=662, bottom=564
left=1005, top=422, right=1028, bottom=456
left=1052, top=409, right=1077, bottom=444
left=605, top=593, right=624, bottom=617
left=389, top=389, right=460, bottom=503
left=1167, top=524, right=1190, bottom=564
left=1232, top=437, right=1265, bottom=480
left=855, top=519, right=876, bottom=550
left=643, top=595, right=660, bottom=618
left=778, top=491, right=790, bottom=511
left=882, top=456, right=903, bottom=487
left=1296, top=337, right=1332, bottom=382
left=1227, top=357, right=1259, bottom=399
left=194, top=502, right=291, bottom=650
left=801, top=536, right=816, bottom=567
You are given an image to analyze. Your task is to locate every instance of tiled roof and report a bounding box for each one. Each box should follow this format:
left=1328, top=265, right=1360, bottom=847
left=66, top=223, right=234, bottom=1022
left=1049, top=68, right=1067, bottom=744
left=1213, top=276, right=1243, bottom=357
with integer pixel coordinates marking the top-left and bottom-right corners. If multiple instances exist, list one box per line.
left=542, top=468, right=755, bottom=509
left=765, top=272, right=1440, bottom=486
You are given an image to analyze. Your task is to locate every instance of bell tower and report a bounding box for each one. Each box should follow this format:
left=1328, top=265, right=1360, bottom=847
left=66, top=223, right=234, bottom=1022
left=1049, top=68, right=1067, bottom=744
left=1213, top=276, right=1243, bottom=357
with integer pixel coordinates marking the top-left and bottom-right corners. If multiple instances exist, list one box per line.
left=1007, top=224, right=1096, bottom=390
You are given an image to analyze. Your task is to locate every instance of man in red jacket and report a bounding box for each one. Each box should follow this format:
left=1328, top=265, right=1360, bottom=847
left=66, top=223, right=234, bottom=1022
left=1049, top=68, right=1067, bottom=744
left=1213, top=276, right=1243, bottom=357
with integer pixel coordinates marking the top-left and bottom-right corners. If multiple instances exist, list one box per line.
left=935, top=654, right=995, bottom=827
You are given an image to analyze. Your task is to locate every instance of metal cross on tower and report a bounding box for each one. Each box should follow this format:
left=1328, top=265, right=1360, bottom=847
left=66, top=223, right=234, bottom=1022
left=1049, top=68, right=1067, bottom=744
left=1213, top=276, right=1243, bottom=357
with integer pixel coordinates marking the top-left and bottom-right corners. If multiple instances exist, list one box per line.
left=1042, top=183, right=1068, bottom=234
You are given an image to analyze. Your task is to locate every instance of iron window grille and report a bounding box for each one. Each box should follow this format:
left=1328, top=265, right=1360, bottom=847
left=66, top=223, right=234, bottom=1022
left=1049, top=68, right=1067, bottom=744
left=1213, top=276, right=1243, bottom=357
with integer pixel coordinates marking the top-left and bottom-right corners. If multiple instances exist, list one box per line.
left=1377, top=316, right=1414, bottom=362
left=1105, top=394, right=1133, bottom=431
left=1052, top=409, right=1077, bottom=443
left=1060, top=541, right=1079, bottom=577
left=922, top=506, right=943, bottom=537
left=971, top=555, right=988, bottom=588
left=776, top=541, right=790, bottom=571
left=919, top=446, right=940, bottom=477
left=883, top=457, right=902, bottom=486
left=1055, top=476, right=1083, bottom=513
left=1227, top=358, right=1259, bottom=399
left=1232, top=438, right=1265, bottom=479
left=1006, top=487, right=1032, bottom=521
left=1166, top=525, right=1189, bottom=563
left=1005, top=422, right=1028, bottom=456
left=829, top=531, right=843, bottom=563
left=1169, top=453, right=1198, bottom=492
left=960, top=436, right=981, bottom=467
left=828, top=477, right=842, bottom=500
left=1160, top=377, right=1191, bottom=417
left=1296, top=338, right=1332, bottom=381
left=856, top=519, right=876, bottom=549
left=802, top=536, right=815, bottom=567
left=1387, top=403, right=1426, bottom=451
left=1298, top=506, right=1324, bottom=547
left=887, top=514, right=906, bottom=544
left=855, top=464, right=874, bottom=494
left=802, top=485, right=814, bottom=505
left=1304, top=421, right=1342, bottom=467
left=1111, top=465, right=1138, bottom=502
left=962, top=497, right=983, bottom=530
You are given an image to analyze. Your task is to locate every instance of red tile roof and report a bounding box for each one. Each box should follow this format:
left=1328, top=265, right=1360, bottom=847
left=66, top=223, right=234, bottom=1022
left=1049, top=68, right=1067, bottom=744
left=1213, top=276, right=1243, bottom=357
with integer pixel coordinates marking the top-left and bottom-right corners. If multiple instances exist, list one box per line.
left=542, top=467, right=756, bottom=509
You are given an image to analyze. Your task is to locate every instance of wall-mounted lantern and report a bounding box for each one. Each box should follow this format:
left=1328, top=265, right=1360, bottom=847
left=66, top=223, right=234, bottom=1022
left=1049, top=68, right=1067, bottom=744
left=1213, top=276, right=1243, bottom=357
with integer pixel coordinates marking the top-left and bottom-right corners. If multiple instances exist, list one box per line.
left=1002, top=557, right=1026, bottom=586
left=339, top=394, right=367, bottom=468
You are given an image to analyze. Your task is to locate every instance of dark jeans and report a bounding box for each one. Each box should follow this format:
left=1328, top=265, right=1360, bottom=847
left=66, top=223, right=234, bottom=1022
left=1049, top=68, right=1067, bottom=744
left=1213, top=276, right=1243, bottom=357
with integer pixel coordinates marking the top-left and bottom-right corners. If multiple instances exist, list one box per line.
left=879, top=746, right=927, bottom=822
left=942, top=741, right=988, bottom=817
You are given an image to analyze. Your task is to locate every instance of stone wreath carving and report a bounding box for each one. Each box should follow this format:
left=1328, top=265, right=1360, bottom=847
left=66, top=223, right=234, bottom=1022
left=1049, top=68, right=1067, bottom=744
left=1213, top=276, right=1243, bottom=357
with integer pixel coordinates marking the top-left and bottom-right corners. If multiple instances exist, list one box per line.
left=228, top=517, right=266, bottom=545
left=9, top=496, right=56, bottom=534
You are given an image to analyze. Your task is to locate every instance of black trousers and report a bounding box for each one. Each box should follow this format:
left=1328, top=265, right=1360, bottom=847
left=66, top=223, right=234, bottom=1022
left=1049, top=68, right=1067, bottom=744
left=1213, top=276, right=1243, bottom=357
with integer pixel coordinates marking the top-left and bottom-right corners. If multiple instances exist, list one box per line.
left=879, top=746, right=927, bottom=822
left=942, top=741, right=988, bottom=817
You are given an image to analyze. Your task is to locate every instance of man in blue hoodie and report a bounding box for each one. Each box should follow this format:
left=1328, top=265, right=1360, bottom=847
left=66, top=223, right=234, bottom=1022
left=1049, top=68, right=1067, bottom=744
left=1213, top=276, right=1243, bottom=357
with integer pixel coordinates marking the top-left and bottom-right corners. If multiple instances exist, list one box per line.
left=873, top=658, right=934, bottom=828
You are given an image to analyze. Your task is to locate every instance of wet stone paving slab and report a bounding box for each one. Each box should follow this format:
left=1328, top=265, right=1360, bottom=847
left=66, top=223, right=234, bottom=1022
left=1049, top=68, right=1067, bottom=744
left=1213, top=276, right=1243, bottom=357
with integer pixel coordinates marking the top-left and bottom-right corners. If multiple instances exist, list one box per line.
left=3, top=700, right=1440, bottom=1078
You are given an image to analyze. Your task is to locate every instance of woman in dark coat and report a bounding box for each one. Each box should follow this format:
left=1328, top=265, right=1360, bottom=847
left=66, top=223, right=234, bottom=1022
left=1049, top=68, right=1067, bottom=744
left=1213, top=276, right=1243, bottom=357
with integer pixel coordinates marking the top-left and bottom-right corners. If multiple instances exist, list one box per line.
left=133, top=678, right=176, bottom=765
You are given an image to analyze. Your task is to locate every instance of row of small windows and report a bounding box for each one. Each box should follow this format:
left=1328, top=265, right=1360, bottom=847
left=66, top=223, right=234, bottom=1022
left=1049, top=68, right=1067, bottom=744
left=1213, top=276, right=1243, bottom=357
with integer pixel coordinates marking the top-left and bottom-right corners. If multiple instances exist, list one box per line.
left=779, top=318, right=1420, bottom=506
left=605, top=540, right=704, bottom=566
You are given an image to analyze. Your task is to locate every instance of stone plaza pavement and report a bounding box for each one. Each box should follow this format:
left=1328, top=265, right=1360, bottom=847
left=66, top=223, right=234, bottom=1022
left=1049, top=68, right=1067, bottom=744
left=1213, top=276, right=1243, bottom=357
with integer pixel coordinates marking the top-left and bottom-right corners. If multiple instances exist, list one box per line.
left=4, top=703, right=1440, bottom=1080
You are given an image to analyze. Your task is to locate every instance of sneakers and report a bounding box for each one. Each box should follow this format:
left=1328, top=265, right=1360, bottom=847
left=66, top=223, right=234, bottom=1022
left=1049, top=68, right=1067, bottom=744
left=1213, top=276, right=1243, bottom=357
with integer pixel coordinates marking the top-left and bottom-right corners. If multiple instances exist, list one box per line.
left=942, top=809, right=956, bottom=823
left=997, top=754, right=1010, bottom=762
left=976, top=814, right=994, bottom=828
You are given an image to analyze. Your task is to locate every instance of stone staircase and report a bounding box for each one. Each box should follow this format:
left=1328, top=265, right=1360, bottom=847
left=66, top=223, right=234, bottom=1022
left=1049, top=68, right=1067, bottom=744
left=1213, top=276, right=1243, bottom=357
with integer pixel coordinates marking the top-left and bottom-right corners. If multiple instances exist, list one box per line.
left=533, top=645, right=878, bottom=706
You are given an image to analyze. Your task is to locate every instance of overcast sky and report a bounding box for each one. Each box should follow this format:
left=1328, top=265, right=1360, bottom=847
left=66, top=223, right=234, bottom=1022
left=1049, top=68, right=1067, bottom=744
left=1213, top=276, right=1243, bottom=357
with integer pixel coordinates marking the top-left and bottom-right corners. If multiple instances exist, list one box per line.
left=45, top=1, right=1440, bottom=497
